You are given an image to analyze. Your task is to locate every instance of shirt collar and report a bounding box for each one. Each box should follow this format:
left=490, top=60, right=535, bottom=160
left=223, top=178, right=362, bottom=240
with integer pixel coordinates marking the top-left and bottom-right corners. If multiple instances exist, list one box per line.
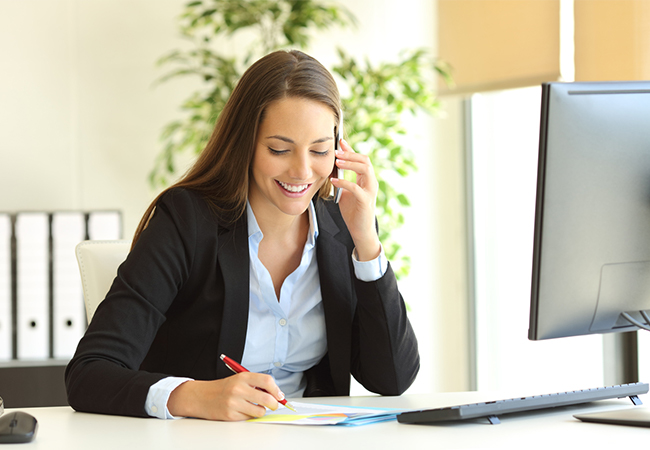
left=246, top=201, right=319, bottom=245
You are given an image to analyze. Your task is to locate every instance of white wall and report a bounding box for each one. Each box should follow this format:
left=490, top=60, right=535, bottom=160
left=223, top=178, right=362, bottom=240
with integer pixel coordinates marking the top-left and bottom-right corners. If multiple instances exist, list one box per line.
left=0, top=0, right=469, bottom=394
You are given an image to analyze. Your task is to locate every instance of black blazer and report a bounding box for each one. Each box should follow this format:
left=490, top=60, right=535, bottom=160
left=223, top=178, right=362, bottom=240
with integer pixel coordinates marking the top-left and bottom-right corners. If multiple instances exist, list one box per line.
left=65, top=188, right=419, bottom=418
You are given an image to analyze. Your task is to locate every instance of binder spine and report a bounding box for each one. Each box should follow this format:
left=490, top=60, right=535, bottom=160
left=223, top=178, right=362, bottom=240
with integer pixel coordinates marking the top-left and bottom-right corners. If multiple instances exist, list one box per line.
left=15, top=212, right=50, bottom=360
left=10, top=215, right=16, bottom=360
left=51, top=213, right=86, bottom=359
left=0, top=214, right=11, bottom=361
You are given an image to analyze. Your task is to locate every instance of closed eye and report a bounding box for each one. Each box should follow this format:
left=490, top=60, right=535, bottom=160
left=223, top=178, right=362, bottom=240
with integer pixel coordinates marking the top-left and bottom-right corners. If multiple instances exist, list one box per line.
left=311, top=150, right=330, bottom=156
left=268, top=147, right=289, bottom=155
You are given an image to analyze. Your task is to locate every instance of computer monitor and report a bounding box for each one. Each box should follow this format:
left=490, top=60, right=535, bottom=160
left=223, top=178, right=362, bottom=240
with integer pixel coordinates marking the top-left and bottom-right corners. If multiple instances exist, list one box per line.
left=529, top=81, right=650, bottom=341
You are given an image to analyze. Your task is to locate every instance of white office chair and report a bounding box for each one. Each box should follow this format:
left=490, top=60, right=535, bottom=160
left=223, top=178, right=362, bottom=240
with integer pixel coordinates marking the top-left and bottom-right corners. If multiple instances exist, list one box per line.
left=75, top=240, right=130, bottom=323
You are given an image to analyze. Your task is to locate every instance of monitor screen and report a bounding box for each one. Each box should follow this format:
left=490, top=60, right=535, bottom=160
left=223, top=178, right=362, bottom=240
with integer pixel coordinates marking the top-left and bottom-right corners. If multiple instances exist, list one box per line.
left=529, top=81, right=650, bottom=340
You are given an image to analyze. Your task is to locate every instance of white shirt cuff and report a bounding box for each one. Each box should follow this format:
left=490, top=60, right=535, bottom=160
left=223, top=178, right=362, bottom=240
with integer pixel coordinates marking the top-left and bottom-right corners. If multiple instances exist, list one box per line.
left=351, top=244, right=388, bottom=281
left=145, top=377, right=193, bottom=419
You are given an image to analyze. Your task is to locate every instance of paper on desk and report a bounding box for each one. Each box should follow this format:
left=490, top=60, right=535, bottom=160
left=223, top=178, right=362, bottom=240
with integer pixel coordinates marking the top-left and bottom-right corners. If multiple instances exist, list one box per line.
left=247, top=401, right=402, bottom=426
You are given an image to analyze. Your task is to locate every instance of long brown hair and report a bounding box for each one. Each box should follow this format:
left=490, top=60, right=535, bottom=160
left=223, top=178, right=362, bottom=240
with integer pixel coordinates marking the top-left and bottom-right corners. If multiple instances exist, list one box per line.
left=133, top=50, right=341, bottom=247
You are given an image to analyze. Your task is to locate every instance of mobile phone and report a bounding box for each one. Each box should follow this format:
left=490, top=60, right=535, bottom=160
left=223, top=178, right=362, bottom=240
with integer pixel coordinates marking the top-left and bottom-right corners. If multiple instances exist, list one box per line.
left=333, top=110, right=344, bottom=203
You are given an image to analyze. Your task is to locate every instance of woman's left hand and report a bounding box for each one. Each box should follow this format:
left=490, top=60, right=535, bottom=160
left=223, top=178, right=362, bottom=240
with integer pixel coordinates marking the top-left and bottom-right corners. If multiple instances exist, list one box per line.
left=330, top=139, right=382, bottom=261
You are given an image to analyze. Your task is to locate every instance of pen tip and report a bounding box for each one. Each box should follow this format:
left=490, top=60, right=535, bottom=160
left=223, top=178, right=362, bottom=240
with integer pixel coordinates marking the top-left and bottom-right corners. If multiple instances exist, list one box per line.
left=284, top=401, right=297, bottom=412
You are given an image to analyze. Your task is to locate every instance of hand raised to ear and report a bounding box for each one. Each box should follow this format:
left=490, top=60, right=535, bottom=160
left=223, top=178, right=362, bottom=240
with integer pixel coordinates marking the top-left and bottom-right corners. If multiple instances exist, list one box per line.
left=330, top=139, right=381, bottom=262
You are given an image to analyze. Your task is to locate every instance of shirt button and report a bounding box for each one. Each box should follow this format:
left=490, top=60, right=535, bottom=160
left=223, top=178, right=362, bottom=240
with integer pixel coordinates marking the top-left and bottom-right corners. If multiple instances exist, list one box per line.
left=274, top=362, right=282, bottom=368
left=279, top=318, right=287, bottom=326
left=151, top=405, right=158, bottom=414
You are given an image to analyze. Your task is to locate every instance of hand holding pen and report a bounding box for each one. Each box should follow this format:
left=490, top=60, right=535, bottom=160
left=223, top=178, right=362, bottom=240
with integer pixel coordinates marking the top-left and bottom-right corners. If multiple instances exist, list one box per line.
left=220, top=354, right=297, bottom=412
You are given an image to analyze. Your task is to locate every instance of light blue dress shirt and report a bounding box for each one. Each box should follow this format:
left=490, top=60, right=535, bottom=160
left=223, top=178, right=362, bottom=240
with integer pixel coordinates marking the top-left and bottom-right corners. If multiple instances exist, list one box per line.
left=240, top=200, right=326, bottom=397
left=145, top=200, right=387, bottom=419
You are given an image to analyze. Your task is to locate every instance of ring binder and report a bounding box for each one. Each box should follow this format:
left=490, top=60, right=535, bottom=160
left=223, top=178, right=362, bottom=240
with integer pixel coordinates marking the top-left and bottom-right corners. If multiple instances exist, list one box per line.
left=15, top=213, right=49, bottom=360
left=0, top=214, right=11, bottom=361
left=52, top=213, right=86, bottom=359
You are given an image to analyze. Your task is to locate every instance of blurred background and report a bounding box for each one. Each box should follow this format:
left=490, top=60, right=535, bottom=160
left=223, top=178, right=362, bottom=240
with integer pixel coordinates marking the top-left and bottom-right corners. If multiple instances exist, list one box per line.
left=1, top=0, right=649, bottom=406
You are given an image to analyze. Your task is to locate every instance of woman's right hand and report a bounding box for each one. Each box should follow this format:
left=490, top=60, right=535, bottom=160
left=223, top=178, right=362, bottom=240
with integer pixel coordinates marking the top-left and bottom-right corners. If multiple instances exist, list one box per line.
left=167, top=373, right=283, bottom=421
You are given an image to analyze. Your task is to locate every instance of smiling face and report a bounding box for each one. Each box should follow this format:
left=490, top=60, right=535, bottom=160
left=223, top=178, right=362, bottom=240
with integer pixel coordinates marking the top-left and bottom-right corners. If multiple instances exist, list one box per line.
left=248, top=96, right=336, bottom=221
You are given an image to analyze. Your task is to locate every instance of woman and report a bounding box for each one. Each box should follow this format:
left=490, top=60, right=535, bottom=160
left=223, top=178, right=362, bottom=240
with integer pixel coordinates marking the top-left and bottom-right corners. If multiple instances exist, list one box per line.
left=65, top=50, right=419, bottom=421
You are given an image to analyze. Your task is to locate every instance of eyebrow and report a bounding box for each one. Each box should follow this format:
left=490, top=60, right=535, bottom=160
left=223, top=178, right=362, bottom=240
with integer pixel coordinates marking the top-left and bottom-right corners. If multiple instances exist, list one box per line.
left=266, top=135, right=333, bottom=144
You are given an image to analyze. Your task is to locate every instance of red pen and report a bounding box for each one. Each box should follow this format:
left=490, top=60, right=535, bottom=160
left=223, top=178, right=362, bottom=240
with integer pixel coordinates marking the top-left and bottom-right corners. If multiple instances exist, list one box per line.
left=220, top=354, right=297, bottom=412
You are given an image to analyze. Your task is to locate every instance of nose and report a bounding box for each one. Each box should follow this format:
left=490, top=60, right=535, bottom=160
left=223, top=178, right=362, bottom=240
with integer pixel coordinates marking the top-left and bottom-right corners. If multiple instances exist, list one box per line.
left=288, top=151, right=312, bottom=181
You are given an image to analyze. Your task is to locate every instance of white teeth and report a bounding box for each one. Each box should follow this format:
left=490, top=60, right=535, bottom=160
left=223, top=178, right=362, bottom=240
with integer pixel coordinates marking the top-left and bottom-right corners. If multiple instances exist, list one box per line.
left=278, top=181, right=309, bottom=193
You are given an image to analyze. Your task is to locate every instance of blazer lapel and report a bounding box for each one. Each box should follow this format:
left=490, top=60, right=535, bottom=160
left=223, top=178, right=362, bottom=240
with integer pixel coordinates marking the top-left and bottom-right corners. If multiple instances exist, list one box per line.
left=215, top=220, right=250, bottom=379
left=315, top=200, right=355, bottom=393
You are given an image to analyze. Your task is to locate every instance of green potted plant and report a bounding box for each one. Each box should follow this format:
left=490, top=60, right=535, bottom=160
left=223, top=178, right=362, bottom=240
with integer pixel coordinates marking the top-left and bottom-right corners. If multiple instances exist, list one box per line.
left=151, top=0, right=450, bottom=279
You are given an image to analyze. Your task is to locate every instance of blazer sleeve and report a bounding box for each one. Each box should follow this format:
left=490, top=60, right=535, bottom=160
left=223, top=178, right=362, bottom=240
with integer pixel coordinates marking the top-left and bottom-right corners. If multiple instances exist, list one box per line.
left=350, top=262, right=420, bottom=396
left=65, top=189, right=203, bottom=417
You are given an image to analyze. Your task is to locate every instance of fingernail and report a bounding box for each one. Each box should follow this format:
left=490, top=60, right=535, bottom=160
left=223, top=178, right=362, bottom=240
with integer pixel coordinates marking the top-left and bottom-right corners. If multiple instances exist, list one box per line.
left=278, top=391, right=285, bottom=400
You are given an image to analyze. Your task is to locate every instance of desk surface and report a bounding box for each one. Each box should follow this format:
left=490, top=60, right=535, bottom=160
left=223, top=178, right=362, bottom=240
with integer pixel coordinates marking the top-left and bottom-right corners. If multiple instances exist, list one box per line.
left=6, top=391, right=649, bottom=449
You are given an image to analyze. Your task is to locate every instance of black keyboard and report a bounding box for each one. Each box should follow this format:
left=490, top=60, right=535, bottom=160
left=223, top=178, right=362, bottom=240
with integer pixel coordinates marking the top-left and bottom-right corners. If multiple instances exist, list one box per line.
left=397, top=382, right=649, bottom=425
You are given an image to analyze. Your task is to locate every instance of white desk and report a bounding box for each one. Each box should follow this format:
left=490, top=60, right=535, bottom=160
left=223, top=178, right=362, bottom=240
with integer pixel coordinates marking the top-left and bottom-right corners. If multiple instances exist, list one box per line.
left=6, top=392, right=649, bottom=449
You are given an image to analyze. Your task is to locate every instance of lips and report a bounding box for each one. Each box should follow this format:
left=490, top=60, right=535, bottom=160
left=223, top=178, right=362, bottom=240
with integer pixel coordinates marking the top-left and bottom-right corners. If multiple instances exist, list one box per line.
left=277, top=180, right=311, bottom=193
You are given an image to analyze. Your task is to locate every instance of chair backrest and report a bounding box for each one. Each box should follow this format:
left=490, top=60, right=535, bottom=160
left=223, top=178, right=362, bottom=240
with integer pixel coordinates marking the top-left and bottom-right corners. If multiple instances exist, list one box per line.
left=75, top=240, right=130, bottom=323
